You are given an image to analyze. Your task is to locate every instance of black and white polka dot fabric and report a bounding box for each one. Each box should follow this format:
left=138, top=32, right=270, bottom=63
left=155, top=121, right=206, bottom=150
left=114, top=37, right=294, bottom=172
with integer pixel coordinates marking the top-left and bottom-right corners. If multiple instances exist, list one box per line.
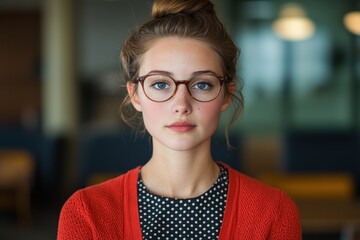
left=137, top=164, right=228, bottom=240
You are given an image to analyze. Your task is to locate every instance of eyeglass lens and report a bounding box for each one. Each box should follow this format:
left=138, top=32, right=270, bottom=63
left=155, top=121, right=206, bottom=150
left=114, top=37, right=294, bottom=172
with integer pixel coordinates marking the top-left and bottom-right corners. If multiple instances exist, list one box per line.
left=141, top=74, right=222, bottom=102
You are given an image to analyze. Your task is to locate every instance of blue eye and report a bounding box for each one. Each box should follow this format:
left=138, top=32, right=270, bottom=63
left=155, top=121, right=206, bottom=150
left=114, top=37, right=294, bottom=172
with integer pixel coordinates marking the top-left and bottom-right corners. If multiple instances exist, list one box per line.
left=152, top=82, right=170, bottom=90
left=194, top=82, right=212, bottom=90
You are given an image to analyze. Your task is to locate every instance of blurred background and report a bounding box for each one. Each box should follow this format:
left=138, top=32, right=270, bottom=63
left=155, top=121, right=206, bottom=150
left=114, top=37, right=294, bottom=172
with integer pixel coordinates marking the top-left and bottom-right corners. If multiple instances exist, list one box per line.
left=0, top=0, right=359, bottom=239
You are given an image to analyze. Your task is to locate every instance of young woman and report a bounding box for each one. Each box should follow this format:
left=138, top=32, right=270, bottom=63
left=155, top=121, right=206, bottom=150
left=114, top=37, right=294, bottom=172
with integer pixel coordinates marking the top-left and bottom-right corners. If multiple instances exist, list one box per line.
left=57, top=0, right=302, bottom=239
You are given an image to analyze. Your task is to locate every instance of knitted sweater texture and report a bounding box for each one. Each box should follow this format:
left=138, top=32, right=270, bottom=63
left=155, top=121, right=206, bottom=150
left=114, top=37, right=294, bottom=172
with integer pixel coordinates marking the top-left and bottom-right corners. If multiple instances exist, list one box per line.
left=57, top=164, right=302, bottom=239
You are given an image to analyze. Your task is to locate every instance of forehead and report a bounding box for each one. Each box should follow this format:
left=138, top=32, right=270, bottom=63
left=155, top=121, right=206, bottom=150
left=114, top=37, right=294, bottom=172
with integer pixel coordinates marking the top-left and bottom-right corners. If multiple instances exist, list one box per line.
left=139, top=37, right=223, bottom=76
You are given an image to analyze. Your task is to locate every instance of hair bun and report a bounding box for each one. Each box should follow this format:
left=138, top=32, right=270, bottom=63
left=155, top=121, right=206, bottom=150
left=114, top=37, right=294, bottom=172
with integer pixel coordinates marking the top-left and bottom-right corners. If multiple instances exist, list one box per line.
left=152, top=0, right=214, bottom=18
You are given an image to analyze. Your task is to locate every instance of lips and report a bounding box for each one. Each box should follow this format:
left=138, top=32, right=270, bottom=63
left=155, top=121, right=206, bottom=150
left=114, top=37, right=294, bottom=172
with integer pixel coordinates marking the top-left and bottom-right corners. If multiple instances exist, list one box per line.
left=167, top=121, right=196, bottom=132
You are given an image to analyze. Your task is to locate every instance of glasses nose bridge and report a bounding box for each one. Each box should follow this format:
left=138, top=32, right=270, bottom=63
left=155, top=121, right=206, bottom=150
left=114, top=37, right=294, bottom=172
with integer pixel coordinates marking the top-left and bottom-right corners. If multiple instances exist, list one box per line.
left=174, top=79, right=191, bottom=87
left=173, top=79, right=192, bottom=94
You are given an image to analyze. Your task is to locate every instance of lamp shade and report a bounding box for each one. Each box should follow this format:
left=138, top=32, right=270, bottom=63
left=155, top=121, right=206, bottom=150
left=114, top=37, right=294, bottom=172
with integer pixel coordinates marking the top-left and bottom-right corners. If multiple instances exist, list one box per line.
left=344, top=11, right=360, bottom=36
left=273, top=3, right=315, bottom=41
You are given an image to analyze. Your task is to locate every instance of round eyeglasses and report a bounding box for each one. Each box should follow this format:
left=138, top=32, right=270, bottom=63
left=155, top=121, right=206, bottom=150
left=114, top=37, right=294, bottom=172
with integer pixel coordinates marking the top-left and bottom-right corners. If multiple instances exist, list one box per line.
left=136, top=72, right=225, bottom=102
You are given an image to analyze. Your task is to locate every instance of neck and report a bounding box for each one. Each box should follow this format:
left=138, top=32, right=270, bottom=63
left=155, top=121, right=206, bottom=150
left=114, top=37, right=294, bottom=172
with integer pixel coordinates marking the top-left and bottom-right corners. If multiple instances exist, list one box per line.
left=141, top=140, right=220, bottom=199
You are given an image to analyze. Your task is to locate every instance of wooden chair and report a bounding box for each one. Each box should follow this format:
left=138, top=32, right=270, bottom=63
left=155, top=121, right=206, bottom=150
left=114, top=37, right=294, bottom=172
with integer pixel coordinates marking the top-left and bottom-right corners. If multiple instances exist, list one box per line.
left=258, top=172, right=355, bottom=200
left=258, top=172, right=360, bottom=240
left=0, top=150, right=34, bottom=225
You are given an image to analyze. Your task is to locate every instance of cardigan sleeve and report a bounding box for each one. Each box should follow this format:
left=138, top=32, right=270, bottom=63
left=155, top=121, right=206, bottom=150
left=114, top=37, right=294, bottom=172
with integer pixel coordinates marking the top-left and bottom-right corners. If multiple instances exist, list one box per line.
left=57, top=190, right=94, bottom=240
left=269, top=191, right=302, bottom=240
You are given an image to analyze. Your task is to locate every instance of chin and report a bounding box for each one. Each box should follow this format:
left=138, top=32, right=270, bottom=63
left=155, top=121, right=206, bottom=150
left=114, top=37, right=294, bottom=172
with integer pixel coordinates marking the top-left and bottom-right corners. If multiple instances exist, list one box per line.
left=164, top=139, right=208, bottom=152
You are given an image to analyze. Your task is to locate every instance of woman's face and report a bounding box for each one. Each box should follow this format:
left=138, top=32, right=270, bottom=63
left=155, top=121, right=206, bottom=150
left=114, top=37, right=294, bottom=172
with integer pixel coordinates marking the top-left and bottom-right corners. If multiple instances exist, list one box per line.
left=128, top=37, right=232, bottom=152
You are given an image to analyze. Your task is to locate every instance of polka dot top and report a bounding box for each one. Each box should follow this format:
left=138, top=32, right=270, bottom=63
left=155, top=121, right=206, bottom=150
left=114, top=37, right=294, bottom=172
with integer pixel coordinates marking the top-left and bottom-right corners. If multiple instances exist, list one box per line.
left=137, top=164, right=228, bottom=240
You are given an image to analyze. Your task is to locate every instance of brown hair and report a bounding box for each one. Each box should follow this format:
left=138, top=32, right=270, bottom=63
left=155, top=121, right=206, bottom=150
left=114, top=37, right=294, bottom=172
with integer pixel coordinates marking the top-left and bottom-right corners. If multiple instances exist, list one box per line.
left=120, top=0, right=243, bottom=144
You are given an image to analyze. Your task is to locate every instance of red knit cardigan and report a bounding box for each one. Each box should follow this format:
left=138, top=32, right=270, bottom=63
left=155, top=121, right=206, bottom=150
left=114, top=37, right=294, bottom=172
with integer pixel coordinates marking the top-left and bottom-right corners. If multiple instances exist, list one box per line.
left=58, top=163, right=302, bottom=239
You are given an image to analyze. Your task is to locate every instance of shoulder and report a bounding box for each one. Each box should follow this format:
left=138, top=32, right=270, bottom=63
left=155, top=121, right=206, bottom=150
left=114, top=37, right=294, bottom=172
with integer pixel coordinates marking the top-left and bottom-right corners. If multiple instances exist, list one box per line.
left=61, top=167, right=139, bottom=216
left=227, top=165, right=290, bottom=203
left=77, top=166, right=138, bottom=202
left=75, top=174, right=126, bottom=205
left=224, top=165, right=301, bottom=238
left=236, top=171, right=299, bottom=219
left=57, top=168, right=140, bottom=239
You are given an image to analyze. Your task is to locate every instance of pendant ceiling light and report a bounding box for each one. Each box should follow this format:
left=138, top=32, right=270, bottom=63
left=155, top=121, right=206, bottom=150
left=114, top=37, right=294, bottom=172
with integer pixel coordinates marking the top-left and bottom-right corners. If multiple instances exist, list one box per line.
left=344, top=11, right=360, bottom=35
left=273, top=3, right=316, bottom=41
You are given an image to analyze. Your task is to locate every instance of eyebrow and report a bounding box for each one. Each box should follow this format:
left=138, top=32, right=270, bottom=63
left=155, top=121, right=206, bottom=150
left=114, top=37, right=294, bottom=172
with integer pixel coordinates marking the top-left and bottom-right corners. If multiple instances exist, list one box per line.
left=145, top=70, right=221, bottom=77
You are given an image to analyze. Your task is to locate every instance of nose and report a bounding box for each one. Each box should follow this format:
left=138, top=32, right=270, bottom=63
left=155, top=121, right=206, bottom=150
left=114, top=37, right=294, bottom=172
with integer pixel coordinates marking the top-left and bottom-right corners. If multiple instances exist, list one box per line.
left=171, top=84, right=192, bottom=115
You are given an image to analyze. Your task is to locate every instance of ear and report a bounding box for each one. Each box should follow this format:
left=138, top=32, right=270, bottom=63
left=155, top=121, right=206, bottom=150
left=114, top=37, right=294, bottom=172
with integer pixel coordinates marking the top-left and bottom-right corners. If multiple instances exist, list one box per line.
left=221, top=81, right=236, bottom=112
left=127, top=82, right=142, bottom=112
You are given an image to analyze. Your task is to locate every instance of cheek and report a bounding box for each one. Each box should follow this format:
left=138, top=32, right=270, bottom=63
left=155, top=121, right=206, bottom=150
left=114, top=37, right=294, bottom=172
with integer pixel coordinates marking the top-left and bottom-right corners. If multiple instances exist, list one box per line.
left=141, top=101, right=165, bottom=127
left=196, top=101, right=223, bottom=124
